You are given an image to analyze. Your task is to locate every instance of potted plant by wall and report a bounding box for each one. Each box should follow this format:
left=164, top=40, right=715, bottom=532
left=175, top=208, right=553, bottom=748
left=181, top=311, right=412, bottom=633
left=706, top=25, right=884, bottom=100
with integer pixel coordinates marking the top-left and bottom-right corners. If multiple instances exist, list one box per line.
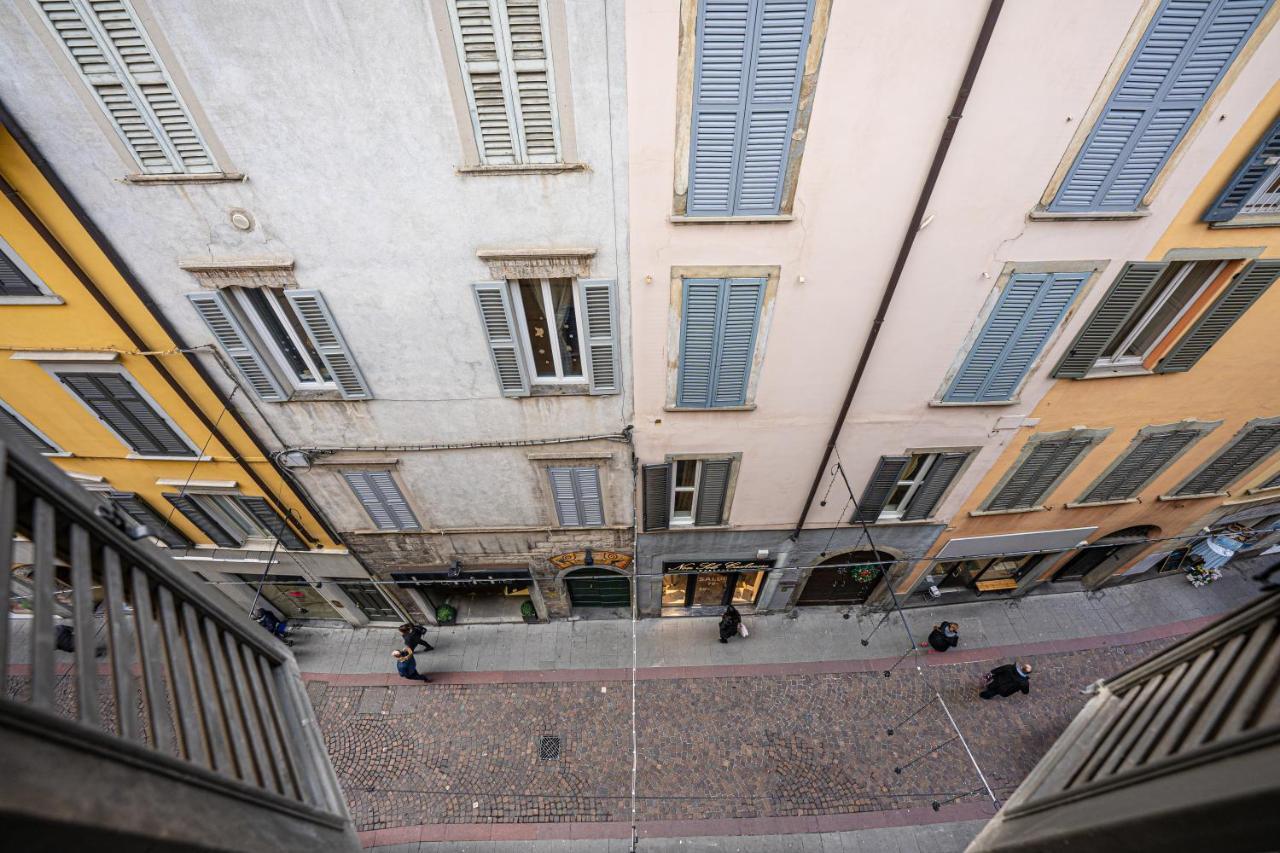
left=520, top=599, right=538, bottom=623
left=436, top=603, right=457, bottom=626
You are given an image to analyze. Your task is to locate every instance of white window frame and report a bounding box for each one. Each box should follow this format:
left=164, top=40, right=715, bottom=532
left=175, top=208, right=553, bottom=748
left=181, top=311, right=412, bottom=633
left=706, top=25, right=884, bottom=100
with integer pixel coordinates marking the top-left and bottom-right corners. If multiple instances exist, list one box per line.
left=508, top=277, right=586, bottom=384
left=0, top=398, right=68, bottom=457
left=1094, top=260, right=1225, bottom=369
left=670, top=459, right=701, bottom=527
left=878, top=454, right=938, bottom=521
left=186, top=491, right=273, bottom=544
left=0, top=235, right=60, bottom=303
left=1241, top=158, right=1280, bottom=216
left=229, top=288, right=337, bottom=392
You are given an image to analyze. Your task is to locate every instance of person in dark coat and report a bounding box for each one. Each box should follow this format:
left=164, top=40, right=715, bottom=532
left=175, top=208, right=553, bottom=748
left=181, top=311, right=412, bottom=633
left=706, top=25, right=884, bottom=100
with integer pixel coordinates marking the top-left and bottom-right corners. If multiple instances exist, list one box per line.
left=392, top=648, right=432, bottom=682
left=980, top=662, right=1031, bottom=699
left=718, top=604, right=742, bottom=644
left=399, top=622, right=434, bottom=653
left=926, top=622, right=960, bottom=653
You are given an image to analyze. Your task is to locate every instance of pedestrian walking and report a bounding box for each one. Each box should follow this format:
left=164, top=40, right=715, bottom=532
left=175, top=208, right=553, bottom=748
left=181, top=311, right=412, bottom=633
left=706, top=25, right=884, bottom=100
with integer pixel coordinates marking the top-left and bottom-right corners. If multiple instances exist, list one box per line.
left=718, top=603, right=741, bottom=644
left=391, top=648, right=432, bottom=683
left=926, top=622, right=960, bottom=653
left=979, top=661, right=1031, bottom=700
left=399, top=622, right=434, bottom=653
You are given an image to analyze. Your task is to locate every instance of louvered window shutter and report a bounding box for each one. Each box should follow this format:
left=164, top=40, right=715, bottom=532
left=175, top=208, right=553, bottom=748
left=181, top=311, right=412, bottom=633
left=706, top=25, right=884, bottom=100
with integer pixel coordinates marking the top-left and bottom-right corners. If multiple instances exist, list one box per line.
left=187, top=292, right=287, bottom=401
left=1079, top=429, right=1202, bottom=504
left=343, top=471, right=420, bottom=531
left=0, top=245, right=43, bottom=296
left=677, top=278, right=765, bottom=408
left=1175, top=422, right=1280, bottom=496
left=1155, top=260, right=1280, bottom=373
left=449, top=0, right=559, bottom=164
left=986, top=436, right=1097, bottom=511
left=60, top=372, right=194, bottom=456
left=642, top=463, right=672, bottom=531
left=472, top=280, right=530, bottom=397
left=163, top=493, right=241, bottom=547
left=235, top=496, right=307, bottom=550
left=576, top=279, right=620, bottom=395
left=1054, top=262, right=1167, bottom=378
left=548, top=467, right=581, bottom=526
left=548, top=466, right=604, bottom=527
left=687, top=0, right=813, bottom=216
left=283, top=290, right=371, bottom=399
left=108, top=491, right=190, bottom=548
left=0, top=404, right=57, bottom=455
left=1261, top=471, right=1280, bottom=490
left=1204, top=115, right=1280, bottom=221
left=902, top=453, right=968, bottom=521
left=694, top=458, right=732, bottom=526
left=35, top=0, right=216, bottom=174
left=854, top=456, right=909, bottom=523
left=946, top=273, right=1084, bottom=402
left=1049, top=0, right=1269, bottom=213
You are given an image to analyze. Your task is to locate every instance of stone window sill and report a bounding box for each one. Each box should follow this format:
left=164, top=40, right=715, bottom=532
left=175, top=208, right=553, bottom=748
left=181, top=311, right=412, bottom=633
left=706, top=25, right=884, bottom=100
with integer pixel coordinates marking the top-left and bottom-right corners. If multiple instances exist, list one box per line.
left=127, top=454, right=211, bottom=462
left=0, top=295, right=63, bottom=305
left=457, top=163, right=587, bottom=176
left=1158, top=492, right=1226, bottom=501
left=969, top=505, right=1048, bottom=517
left=1065, top=498, right=1139, bottom=509
left=124, top=172, right=245, bottom=185
left=1027, top=207, right=1150, bottom=221
left=286, top=390, right=346, bottom=402
left=531, top=384, right=591, bottom=397
left=927, top=399, right=1018, bottom=408
left=663, top=404, right=756, bottom=412
left=669, top=214, right=794, bottom=224
left=1210, top=214, right=1280, bottom=229
left=1079, top=365, right=1152, bottom=380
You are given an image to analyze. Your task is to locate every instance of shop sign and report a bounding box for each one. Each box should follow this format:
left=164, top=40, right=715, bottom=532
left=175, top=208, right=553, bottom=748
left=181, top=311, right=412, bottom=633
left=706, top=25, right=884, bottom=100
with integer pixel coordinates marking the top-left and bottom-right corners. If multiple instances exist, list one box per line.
left=664, top=560, right=771, bottom=574
left=548, top=550, right=633, bottom=571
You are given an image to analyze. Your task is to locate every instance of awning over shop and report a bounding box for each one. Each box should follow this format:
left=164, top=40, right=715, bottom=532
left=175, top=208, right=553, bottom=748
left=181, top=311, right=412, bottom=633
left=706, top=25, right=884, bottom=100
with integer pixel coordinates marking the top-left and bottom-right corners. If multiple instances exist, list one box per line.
left=391, top=569, right=530, bottom=585
left=1190, top=535, right=1244, bottom=571
left=934, top=527, right=1098, bottom=562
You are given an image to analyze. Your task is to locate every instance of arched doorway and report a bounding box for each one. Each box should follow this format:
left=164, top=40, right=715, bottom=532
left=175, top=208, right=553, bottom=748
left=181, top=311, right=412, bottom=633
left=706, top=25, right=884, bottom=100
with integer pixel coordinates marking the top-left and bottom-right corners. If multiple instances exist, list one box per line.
left=565, top=567, right=631, bottom=608
left=798, top=551, right=894, bottom=606
left=1052, top=526, right=1159, bottom=583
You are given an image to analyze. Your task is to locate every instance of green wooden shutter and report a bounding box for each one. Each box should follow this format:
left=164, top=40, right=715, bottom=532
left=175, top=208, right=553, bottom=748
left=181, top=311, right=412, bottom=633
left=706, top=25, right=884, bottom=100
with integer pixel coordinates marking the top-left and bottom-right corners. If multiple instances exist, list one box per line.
left=472, top=280, right=530, bottom=397
left=284, top=290, right=371, bottom=399
left=1078, top=429, right=1204, bottom=504
left=1204, top=115, right=1280, bottom=221
left=694, top=458, right=732, bottom=526
left=576, top=279, right=620, bottom=395
left=1155, top=260, right=1280, bottom=373
left=60, top=372, right=194, bottom=457
left=642, top=463, right=672, bottom=531
left=1175, top=422, right=1280, bottom=496
left=235, top=496, right=307, bottom=551
left=108, top=491, right=191, bottom=548
left=187, top=291, right=287, bottom=401
left=854, top=456, right=909, bottom=523
left=1054, top=263, right=1167, bottom=378
left=986, top=435, right=1097, bottom=511
left=164, top=493, right=241, bottom=547
left=902, top=453, right=968, bottom=521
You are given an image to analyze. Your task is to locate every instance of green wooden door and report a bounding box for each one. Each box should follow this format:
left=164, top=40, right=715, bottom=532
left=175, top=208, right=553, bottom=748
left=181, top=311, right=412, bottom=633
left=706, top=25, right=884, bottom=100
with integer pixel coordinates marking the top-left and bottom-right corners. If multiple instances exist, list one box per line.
left=565, top=569, right=630, bottom=608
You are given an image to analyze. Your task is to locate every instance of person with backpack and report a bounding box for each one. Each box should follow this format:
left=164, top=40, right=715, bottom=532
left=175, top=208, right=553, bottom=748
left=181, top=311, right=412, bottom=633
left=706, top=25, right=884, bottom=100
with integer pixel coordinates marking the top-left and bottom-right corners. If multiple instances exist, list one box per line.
left=398, top=622, right=433, bottom=653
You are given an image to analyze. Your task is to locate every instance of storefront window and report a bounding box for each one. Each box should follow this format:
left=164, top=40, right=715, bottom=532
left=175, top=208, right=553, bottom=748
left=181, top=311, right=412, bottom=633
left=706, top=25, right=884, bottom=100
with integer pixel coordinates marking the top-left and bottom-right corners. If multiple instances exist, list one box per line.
left=661, top=561, right=770, bottom=610
left=732, top=571, right=764, bottom=605
left=691, top=572, right=729, bottom=606
left=938, top=554, right=1043, bottom=590
left=237, top=574, right=341, bottom=620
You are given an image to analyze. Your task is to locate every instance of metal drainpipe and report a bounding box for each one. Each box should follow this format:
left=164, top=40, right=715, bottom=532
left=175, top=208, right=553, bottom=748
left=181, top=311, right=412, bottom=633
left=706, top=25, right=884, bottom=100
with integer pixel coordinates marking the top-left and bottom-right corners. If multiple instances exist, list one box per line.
left=789, top=0, right=1005, bottom=542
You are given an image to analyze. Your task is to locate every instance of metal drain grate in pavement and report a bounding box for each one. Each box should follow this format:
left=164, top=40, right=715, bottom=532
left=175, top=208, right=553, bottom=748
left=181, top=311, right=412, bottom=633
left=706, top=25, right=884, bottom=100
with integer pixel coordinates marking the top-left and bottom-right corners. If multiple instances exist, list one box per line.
left=539, top=735, right=562, bottom=760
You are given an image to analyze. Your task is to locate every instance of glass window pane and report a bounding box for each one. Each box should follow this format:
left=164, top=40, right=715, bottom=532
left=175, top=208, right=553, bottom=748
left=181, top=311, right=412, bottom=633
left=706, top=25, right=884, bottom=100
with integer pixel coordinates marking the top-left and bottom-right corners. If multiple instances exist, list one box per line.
left=1103, top=264, right=1183, bottom=357
left=661, top=574, right=687, bottom=606
left=732, top=571, right=763, bottom=604
left=549, top=279, right=582, bottom=378
left=518, top=280, right=557, bottom=378
left=1123, top=262, right=1219, bottom=357
left=675, top=460, right=698, bottom=488
left=884, top=484, right=912, bottom=512
left=691, top=573, right=729, bottom=606
left=274, top=291, right=332, bottom=382
left=244, top=289, right=313, bottom=380
left=673, top=491, right=694, bottom=516
left=900, top=454, right=926, bottom=482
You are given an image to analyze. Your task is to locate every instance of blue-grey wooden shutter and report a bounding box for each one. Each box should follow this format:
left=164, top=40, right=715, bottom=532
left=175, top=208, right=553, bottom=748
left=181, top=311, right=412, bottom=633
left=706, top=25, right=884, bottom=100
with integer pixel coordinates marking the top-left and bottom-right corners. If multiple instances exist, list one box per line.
left=1078, top=429, right=1202, bottom=504
left=642, top=463, right=672, bottom=531
left=1155, top=259, right=1280, bottom=373
left=548, top=467, right=581, bottom=526
left=284, top=290, right=371, bottom=400
left=1054, top=262, right=1167, bottom=378
left=854, top=456, right=909, bottom=523
left=694, top=458, right=733, bottom=526
left=0, top=403, right=56, bottom=454
left=1204, top=115, right=1280, bottom=221
left=1049, top=0, right=1270, bottom=213
left=574, top=467, right=605, bottom=527
left=235, top=496, right=307, bottom=550
left=472, top=280, right=530, bottom=397
left=687, top=0, right=813, bottom=216
left=986, top=435, right=1097, bottom=511
left=676, top=279, right=722, bottom=407
left=1175, top=422, right=1280, bottom=496
left=0, top=245, right=43, bottom=296
left=344, top=471, right=420, bottom=531
left=677, top=278, right=766, bottom=408
left=187, top=291, right=287, bottom=401
left=108, top=491, right=191, bottom=548
left=60, top=373, right=195, bottom=457
left=902, top=453, right=969, bottom=521
left=945, top=273, right=1084, bottom=402
left=163, top=493, right=241, bottom=547
left=576, top=279, right=620, bottom=395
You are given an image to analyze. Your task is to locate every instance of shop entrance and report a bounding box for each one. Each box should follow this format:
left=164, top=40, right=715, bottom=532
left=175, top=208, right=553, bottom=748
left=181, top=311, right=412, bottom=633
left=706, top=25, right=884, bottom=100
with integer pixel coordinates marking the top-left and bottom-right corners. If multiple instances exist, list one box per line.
left=935, top=553, right=1046, bottom=595
left=236, top=574, right=342, bottom=620
left=1052, top=526, right=1158, bottom=583
left=336, top=580, right=402, bottom=622
left=392, top=569, right=531, bottom=624
left=661, top=560, right=769, bottom=612
left=565, top=567, right=630, bottom=608
left=798, top=551, right=892, bottom=606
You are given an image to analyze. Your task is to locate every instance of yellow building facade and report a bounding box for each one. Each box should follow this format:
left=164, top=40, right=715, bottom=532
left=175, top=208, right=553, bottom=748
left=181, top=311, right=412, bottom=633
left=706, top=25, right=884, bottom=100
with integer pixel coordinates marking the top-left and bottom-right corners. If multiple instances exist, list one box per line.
left=904, top=86, right=1280, bottom=600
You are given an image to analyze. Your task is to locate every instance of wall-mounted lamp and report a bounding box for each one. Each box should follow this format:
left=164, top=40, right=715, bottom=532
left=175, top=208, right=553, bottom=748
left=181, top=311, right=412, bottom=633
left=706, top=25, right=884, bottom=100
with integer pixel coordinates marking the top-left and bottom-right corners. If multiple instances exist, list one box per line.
left=447, top=560, right=463, bottom=578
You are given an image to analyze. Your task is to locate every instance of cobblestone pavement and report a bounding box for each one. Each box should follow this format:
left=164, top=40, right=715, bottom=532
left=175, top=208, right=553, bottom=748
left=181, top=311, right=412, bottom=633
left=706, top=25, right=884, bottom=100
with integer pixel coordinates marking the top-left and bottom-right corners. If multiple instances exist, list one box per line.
left=314, top=638, right=1172, bottom=832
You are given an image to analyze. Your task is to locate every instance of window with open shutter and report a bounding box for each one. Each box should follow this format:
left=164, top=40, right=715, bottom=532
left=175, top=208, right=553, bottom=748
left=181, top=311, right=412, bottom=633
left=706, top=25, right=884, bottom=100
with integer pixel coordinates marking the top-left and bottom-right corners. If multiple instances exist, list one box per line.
left=1204, top=115, right=1280, bottom=222
left=1054, top=263, right=1167, bottom=378
left=984, top=431, right=1104, bottom=512
left=164, top=492, right=240, bottom=547
left=676, top=277, right=765, bottom=408
left=1077, top=425, right=1214, bottom=504
left=0, top=238, right=48, bottom=298
left=547, top=466, right=604, bottom=527
left=283, top=290, right=371, bottom=400
left=59, top=372, right=195, bottom=457
left=447, top=0, right=561, bottom=165
left=694, top=458, right=732, bottom=526
left=687, top=0, right=815, bottom=216
left=235, top=496, right=308, bottom=550
left=33, top=0, right=218, bottom=174
left=575, top=279, right=620, bottom=395
left=902, top=452, right=969, bottom=521
left=1173, top=418, right=1280, bottom=496
left=854, top=456, right=909, bottom=523
left=0, top=400, right=60, bottom=455
left=107, top=491, right=191, bottom=548
left=945, top=273, right=1084, bottom=403
left=343, top=471, right=421, bottom=531
left=1155, top=260, right=1280, bottom=373
left=472, top=280, right=531, bottom=397
left=187, top=292, right=287, bottom=401
left=1049, top=0, right=1271, bottom=213
left=642, top=463, right=672, bottom=532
